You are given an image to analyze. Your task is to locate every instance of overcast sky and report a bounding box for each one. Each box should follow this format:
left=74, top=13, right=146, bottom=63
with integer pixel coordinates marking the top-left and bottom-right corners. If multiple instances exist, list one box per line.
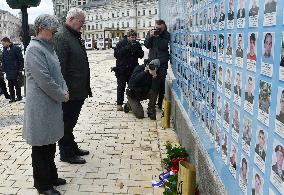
left=1, top=0, right=54, bottom=24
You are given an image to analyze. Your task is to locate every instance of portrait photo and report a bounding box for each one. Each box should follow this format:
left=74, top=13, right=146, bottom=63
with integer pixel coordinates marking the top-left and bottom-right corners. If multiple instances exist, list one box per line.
left=242, top=117, right=252, bottom=146
left=252, top=171, right=263, bottom=195
left=258, top=80, right=272, bottom=114
left=232, top=108, right=240, bottom=134
left=245, top=76, right=255, bottom=105
left=219, top=1, right=226, bottom=23
left=276, top=88, right=284, bottom=124
left=270, top=141, right=284, bottom=193
left=247, top=33, right=257, bottom=61
left=255, top=128, right=267, bottom=161
left=249, top=0, right=259, bottom=17
left=236, top=33, right=243, bottom=58
left=230, top=144, right=237, bottom=171
left=262, top=32, right=274, bottom=65
left=226, top=34, right=233, bottom=56
left=240, top=157, right=248, bottom=184
left=264, top=0, right=277, bottom=14
left=234, top=72, right=242, bottom=97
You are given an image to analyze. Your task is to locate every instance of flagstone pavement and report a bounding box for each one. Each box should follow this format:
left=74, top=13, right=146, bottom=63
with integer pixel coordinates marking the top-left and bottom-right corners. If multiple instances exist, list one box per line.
left=0, top=48, right=179, bottom=195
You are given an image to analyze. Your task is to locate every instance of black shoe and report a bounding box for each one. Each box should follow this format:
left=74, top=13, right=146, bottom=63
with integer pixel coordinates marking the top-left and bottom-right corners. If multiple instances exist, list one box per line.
left=38, top=188, right=61, bottom=195
left=16, top=96, right=22, bottom=101
left=9, top=99, right=16, bottom=103
left=123, top=103, right=130, bottom=113
left=60, top=156, right=86, bottom=164
left=147, top=111, right=156, bottom=120
left=4, top=94, right=10, bottom=99
left=74, top=148, right=89, bottom=156
left=52, top=178, right=66, bottom=186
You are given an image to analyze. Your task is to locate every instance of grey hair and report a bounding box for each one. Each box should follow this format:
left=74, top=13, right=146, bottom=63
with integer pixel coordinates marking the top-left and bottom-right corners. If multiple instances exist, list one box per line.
left=66, top=7, right=86, bottom=19
left=34, top=14, right=59, bottom=35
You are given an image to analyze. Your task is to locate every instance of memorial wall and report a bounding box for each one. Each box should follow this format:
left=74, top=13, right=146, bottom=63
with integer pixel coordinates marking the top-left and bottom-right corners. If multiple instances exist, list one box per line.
left=160, top=0, right=284, bottom=194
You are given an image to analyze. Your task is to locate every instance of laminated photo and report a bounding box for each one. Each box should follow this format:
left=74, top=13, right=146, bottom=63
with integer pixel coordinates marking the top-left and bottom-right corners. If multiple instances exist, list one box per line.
left=242, top=116, right=252, bottom=156
left=226, top=34, right=233, bottom=65
left=275, top=87, right=284, bottom=138
left=223, top=100, right=230, bottom=131
left=217, top=94, right=222, bottom=124
left=217, top=65, right=223, bottom=92
left=235, top=33, right=244, bottom=67
left=233, top=71, right=242, bottom=106
left=249, top=0, right=259, bottom=27
left=229, top=143, right=238, bottom=178
left=227, top=0, right=235, bottom=29
left=244, top=75, right=255, bottom=114
left=213, top=4, right=219, bottom=30
left=219, top=33, right=225, bottom=62
left=251, top=170, right=263, bottom=195
left=212, top=34, right=217, bottom=59
left=270, top=141, right=284, bottom=193
left=254, top=128, right=267, bottom=173
left=219, top=1, right=226, bottom=30
left=261, top=32, right=275, bottom=77
left=215, top=125, right=221, bottom=152
left=247, top=32, right=257, bottom=71
left=224, top=68, right=232, bottom=98
left=279, top=32, right=284, bottom=81
left=257, top=80, right=271, bottom=126
left=237, top=0, right=246, bottom=28
left=232, top=107, right=240, bottom=142
left=263, top=0, right=277, bottom=26
left=222, top=132, right=228, bottom=164
left=239, top=155, right=248, bottom=194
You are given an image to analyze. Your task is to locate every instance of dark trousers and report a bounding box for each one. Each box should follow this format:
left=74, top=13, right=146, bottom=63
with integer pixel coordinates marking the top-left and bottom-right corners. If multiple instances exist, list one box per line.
left=150, top=66, right=168, bottom=107
left=58, top=100, right=84, bottom=158
left=32, top=144, right=57, bottom=191
left=117, top=75, right=130, bottom=105
left=0, top=78, right=9, bottom=97
left=8, top=79, right=21, bottom=100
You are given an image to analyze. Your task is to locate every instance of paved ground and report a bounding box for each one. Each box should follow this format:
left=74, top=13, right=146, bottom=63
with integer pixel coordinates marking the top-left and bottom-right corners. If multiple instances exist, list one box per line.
left=0, top=48, right=179, bottom=195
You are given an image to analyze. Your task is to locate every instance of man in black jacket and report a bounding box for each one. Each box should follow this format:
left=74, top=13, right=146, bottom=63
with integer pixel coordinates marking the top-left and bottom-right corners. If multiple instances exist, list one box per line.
left=144, top=20, right=170, bottom=118
left=114, top=29, right=144, bottom=111
left=1, top=37, right=23, bottom=103
left=54, top=8, right=92, bottom=164
left=0, top=50, right=10, bottom=99
left=124, top=59, right=159, bottom=119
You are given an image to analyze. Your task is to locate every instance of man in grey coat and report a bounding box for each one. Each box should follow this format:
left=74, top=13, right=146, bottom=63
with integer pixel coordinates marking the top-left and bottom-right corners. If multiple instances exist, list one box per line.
left=144, top=19, right=170, bottom=119
left=54, top=7, right=92, bottom=164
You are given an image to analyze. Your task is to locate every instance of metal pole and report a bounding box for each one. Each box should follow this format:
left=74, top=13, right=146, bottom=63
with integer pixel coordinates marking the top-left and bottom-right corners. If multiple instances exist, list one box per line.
left=21, top=6, right=30, bottom=96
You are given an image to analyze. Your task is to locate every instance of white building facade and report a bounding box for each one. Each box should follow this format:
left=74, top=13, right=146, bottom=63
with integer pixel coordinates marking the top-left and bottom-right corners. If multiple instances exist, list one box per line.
left=53, top=0, right=159, bottom=40
left=0, top=10, right=21, bottom=42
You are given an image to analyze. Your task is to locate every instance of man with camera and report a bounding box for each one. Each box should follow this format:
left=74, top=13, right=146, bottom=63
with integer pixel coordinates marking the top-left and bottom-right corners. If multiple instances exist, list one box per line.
left=144, top=20, right=170, bottom=119
left=124, top=59, right=159, bottom=119
left=114, top=29, right=144, bottom=111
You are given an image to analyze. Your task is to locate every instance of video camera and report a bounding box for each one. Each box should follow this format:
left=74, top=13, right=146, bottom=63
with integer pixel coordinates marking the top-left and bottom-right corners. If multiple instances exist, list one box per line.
left=152, top=28, right=161, bottom=36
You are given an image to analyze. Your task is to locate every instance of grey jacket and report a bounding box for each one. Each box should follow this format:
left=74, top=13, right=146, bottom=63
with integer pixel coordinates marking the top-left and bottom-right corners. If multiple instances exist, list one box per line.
left=144, top=30, right=170, bottom=66
left=23, top=38, right=68, bottom=146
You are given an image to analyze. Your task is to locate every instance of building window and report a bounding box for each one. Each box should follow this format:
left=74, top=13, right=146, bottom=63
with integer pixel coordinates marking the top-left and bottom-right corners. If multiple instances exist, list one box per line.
left=143, top=32, right=145, bottom=38
left=122, top=12, right=124, bottom=17
left=143, top=10, right=145, bottom=15
left=117, top=22, right=119, bottom=28
left=117, top=12, right=119, bottom=17
left=96, top=15, right=98, bottom=20
left=127, top=22, right=129, bottom=27
left=112, top=13, right=114, bottom=18
left=88, top=25, right=90, bottom=30
left=100, top=24, right=102, bottom=29
left=122, top=22, right=124, bottom=28
left=127, top=11, right=129, bottom=16
left=143, top=22, right=145, bottom=27
left=138, top=11, right=140, bottom=16
left=149, top=10, right=151, bottom=15
left=96, top=34, right=98, bottom=38
left=149, top=21, right=151, bottom=27
left=78, top=2, right=81, bottom=5
left=155, top=9, right=157, bottom=14
left=96, top=24, right=98, bottom=29
left=100, top=15, right=102, bottom=19
left=112, top=23, right=114, bottom=28
left=92, top=25, right=94, bottom=30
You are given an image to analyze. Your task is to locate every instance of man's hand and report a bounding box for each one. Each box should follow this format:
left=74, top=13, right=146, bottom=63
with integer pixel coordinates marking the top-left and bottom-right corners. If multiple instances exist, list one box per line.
left=64, top=90, right=69, bottom=102
left=149, top=30, right=159, bottom=38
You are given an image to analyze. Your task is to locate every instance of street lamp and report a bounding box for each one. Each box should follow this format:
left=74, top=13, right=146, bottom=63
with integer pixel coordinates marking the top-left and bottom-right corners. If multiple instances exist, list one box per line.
left=6, top=0, right=41, bottom=52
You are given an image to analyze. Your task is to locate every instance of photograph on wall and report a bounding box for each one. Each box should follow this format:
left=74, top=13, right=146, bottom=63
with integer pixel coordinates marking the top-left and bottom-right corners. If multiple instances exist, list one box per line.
left=226, top=34, right=233, bottom=65
left=257, top=80, right=272, bottom=126
left=239, top=155, right=248, bottom=194
left=210, top=118, right=215, bottom=143
left=275, top=87, right=284, bottom=138
left=237, top=0, right=246, bottom=28
left=229, top=143, right=238, bottom=178
left=232, top=107, right=240, bottom=142
left=244, top=75, right=255, bottom=114
left=242, top=116, right=252, bottom=156
left=199, top=10, right=203, bottom=30
left=254, top=128, right=267, bottom=173
left=251, top=169, right=263, bottom=195
left=223, top=100, right=230, bottom=131
left=247, top=32, right=257, bottom=71
left=222, top=132, right=228, bottom=164
left=261, top=32, right=274, bottom=77
left=217, top=65, right=223, bottom=92
left=235, top=33, right=244, bottom=67
left=280, top=32, right=284, bottom=81
left=270, top=141, right=284, bottom=193
left=213, top=3, right=219, bottom=30
left=211, top=89, right=215, bottom=111
left=217, top=94, right=222, bottom=124
left=233, top=71, right=242, bottom=106
left=212, top=34, right=217, bottom=59
left=227, top=0, right=235, bottom=29
left=219, top=34, right=225, bottom=62
left=225, top=68, right=232, bottom=98
left=249, top=0, right=259, bottom=27
left=215, top=125, right=221, bottom=152
left=205, top=111, right=210, bottom=135
left=208, top=5, right=212, bottom=31
left=204, top=8, right=208, bottom=31
left=207, top=34, right=211, bottom=57
left=263, top=0, right=277, bottom=26
left=212, top=62, right=217, bottom=84
left=219, top=1, right=226, bottom=30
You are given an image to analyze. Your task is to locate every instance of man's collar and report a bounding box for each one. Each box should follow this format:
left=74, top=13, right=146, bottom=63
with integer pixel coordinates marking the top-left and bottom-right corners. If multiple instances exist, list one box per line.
left=65, top=24, right=81, bottom=37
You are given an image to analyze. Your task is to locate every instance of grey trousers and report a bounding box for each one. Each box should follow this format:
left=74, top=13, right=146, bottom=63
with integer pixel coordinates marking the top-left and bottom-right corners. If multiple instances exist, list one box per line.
left=127, top=90, right=158, bottom=119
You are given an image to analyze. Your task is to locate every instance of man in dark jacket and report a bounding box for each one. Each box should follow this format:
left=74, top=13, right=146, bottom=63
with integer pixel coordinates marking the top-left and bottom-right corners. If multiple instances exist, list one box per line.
left=114, top=29, right=144, bottom=111
left=124, top=59, right=159, bottom=119
left=0, top=50, right=10, bottom=99
left=1, top=37, right=23, bottom=103
left=54, top=7, right=92, bottom=164
left=144, top=19, right=170, bottom=119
